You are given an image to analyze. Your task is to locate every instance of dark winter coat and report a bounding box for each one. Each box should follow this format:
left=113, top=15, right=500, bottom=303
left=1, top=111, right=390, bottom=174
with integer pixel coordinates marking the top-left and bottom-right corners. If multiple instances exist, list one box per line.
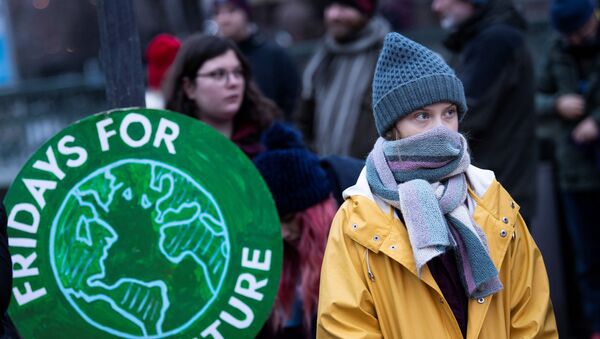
left=443, top=1, right=537, bottom=220
left=536, top=34, right=600, bottom=192
left=237, top=32, right=300, bottom=119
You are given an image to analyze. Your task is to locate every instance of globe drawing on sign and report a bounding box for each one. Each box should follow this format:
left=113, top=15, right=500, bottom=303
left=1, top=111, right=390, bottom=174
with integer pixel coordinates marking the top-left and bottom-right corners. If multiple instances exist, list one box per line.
left=49, top=159, right=230, bottom=338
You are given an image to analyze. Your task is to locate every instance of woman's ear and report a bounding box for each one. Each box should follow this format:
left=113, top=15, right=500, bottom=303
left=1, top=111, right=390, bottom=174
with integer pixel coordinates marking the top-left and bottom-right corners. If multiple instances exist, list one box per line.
left=182, top=77, right=195, bottom=100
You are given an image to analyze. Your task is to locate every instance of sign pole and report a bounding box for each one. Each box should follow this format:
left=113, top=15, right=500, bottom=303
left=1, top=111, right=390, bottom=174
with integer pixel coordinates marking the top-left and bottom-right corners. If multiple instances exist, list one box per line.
left=97, top=0, right=145, bottom=108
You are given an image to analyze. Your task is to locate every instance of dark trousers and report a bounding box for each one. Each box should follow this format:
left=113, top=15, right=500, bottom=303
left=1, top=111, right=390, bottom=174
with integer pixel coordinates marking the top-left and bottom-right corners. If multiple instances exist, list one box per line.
left=561, top=190, right=600, bottom=332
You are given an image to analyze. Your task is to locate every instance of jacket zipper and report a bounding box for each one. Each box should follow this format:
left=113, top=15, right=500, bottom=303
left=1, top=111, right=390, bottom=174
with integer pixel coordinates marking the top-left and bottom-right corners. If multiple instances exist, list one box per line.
left=365, top=249, right=375, bottom=282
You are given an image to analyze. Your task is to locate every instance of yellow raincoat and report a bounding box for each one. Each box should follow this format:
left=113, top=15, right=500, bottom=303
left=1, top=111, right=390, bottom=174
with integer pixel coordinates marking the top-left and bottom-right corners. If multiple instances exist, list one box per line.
left=317, top=166, right=557, bottom=338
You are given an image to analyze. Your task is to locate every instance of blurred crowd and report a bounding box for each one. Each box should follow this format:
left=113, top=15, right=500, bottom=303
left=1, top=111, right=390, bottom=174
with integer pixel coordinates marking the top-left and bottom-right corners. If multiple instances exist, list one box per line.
left=3, top=0, right=600, bottom=338
left=136, top=0, right=599, bottom=337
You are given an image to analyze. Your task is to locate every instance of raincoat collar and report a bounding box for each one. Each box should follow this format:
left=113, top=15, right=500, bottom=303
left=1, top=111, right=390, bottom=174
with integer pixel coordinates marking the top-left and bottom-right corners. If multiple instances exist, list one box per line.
left=342, top=164, right=519, bottom=284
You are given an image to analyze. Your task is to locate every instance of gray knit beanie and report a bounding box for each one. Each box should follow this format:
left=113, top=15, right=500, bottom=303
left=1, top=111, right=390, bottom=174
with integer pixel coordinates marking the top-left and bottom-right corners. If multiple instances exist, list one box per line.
left=372, top=32, right=467, bottom=136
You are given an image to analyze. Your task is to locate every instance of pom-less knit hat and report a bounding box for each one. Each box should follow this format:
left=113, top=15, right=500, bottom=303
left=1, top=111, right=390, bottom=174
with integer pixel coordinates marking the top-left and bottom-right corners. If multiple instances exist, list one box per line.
left=372, top=32, right=467, bottom=136
left=550, top=0, right=595, bottom=35
left=254, top=123, right=332, bottom=217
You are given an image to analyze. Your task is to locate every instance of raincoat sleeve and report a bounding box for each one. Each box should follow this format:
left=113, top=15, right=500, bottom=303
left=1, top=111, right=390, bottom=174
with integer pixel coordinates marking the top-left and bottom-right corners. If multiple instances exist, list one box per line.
left=508, top=214, right=558, bottom=338
left=317, top=206, right=382, bottom=339
left=535, top=47, right=559, bottom=118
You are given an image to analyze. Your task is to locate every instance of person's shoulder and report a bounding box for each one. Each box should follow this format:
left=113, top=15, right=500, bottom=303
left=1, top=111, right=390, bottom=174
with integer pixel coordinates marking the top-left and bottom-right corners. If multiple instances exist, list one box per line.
left=474, top=23, right=526, bottom=49
left=321, top=155, right=365, bottom=205
left=258, top=38, right=287, bottom=54
left=245, top=32, right=287, bottom=55
left=481, top=23, right=524, bottom=37
left=467, top=165, right=518, bottom=209
left=466, top=165, right=496, bottom=197
left=467, top=165, right=523, bottom=219
left=332, top=194, right=395, bottom=250
left=321, top=155, right=365, bottom=179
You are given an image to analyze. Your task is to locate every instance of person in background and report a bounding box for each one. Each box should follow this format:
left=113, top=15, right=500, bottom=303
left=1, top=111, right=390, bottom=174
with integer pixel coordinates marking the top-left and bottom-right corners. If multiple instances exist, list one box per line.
left=317, top=32, right=557, bottom=338
left=212, top=0, right=300, bottom=119
left=253, top=123, right=338, bottom=338
left=297, top=0, right=390, bottom=159
left=163, top=33, right=279, bottom=159
left=537, top=0, right=600, bottom=337
left=145, top=33, right=181, bottom=109
left=431, top=0, right=537, bottom=222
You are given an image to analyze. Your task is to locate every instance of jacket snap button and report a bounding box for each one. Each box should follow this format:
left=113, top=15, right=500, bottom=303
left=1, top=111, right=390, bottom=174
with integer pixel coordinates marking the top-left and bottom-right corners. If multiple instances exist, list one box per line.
left=512, top=231, right=516, bottom=239
left=390, top=245, right=397, bottom=250
left=502, top=217, right=509, bottom=224
left=477, top=298, right=485, bottom=304
left=500, top=229, right=507, bottom=238
left=373, top=235, right=380, bottom=242
left=352, top=224, right=358, bottom=230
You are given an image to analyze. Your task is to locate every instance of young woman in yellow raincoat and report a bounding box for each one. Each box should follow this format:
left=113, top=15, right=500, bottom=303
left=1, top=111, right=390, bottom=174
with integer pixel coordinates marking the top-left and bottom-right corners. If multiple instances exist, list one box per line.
left=316, top=32, right=558, bottom=338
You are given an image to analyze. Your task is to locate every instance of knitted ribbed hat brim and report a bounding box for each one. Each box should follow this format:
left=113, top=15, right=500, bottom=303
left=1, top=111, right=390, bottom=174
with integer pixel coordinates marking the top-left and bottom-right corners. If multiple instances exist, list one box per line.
left=373, top=73, right=468, bottom=135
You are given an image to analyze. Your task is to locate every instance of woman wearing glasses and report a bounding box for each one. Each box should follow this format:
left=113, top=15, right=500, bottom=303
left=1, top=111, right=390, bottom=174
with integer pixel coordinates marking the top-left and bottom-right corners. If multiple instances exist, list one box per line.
left=163, top=33, right=279, bottom=158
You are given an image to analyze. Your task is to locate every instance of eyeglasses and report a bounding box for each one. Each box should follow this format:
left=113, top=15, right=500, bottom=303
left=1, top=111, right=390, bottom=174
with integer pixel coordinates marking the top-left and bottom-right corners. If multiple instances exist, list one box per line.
left=196, top=67, right=244, bottom=84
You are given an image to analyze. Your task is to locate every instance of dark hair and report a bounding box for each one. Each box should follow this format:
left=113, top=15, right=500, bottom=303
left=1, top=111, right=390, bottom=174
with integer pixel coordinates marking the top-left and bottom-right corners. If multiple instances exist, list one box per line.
left=163, top=33, right=279, bottom=131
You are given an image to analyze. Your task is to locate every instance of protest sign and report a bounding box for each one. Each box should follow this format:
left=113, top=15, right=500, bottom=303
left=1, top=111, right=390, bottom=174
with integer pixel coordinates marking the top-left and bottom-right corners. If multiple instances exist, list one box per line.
left=5, top=108, right=282, bottom=338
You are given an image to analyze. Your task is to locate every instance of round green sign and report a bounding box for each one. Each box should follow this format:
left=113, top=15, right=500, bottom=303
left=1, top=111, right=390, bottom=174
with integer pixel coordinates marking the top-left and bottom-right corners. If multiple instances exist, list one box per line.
left=4, top=108, right=282, bottom=338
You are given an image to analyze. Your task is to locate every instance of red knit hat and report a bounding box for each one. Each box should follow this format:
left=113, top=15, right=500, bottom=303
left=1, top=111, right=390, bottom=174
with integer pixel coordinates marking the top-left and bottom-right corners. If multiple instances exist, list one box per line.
left=145, top=34, right=181, bottom=89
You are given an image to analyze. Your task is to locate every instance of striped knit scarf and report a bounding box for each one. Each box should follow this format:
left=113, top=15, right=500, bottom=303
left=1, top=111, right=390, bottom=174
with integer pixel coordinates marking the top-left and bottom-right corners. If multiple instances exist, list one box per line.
left=366, top=126, right=503, bottom=298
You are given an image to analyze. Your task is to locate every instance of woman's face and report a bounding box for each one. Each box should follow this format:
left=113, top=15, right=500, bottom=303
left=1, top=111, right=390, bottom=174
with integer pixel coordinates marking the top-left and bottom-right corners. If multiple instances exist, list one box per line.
left=324, top=3, right=367, bottom=42
left=393, top=102, right=459, bottom=139
left=184, top=49, right=245, bottom=123
left=213, top=4, right=249, bottom=42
